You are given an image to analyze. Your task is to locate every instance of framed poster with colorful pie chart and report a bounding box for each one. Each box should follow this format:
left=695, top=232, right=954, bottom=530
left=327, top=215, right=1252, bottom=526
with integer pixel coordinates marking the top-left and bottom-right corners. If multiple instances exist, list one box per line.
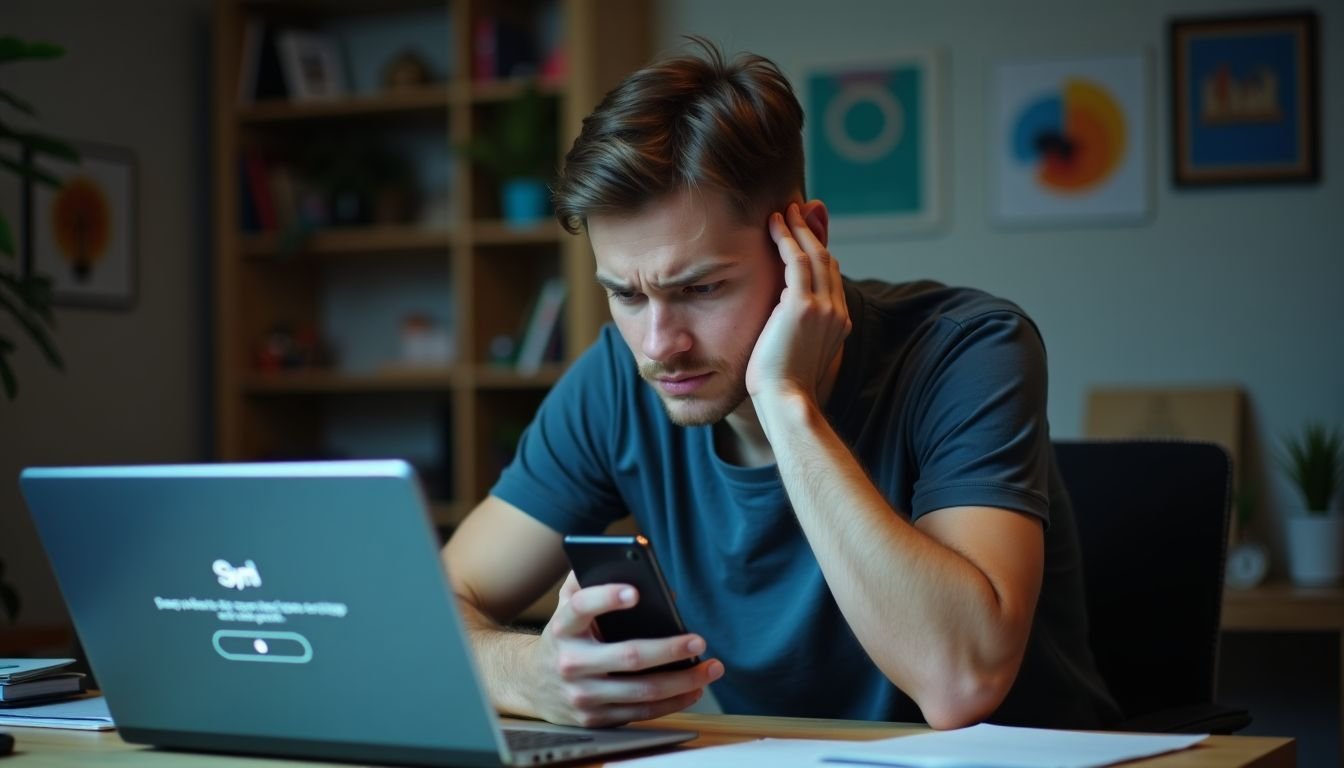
left=24, top=142, right=137, bottom=309
left=806, top=51, right=942, bottom=238
left=992, top=54, right=1149, bottom=225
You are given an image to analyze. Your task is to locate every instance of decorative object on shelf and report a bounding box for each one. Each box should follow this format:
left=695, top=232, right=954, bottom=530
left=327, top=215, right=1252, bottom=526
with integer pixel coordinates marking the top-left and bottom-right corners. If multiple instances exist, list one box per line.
left=0, top=35, right=72, bottom=400
left=1170, top=11, right=1319, bottom=186
left=276, top=30, right=348, bottom=101
left=459, top=85, right=556, bottom=227
left=1279, top=422, right=1344, bottom=586
left=515, top=277, right=567, bottom=376
left=804, top=50, right=943, bottom=239
left=991, top=53, right=1149, bottom=226
left=253, top=323, right=330, bottom=373
left=298, top=138, right=415, bottom=228
left=1226, top=484, right=1270, bottom=590
left=25, top=141, right=137, bottom=310
left=398, top=312, right=454, bottom=368
left=382, top=50, right=431, bottom=90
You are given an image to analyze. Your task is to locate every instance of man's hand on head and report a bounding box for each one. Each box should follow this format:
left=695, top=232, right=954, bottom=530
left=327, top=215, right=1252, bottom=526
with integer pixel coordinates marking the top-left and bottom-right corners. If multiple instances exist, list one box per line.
left=746, top=202, right=851, bottom=432
left=522, top=571, right=724, bottom=728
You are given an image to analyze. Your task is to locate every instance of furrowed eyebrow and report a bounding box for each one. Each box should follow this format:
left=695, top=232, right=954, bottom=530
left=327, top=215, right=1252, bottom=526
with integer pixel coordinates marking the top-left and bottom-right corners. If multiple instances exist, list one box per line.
left=595, top=261, right=734, bottom=294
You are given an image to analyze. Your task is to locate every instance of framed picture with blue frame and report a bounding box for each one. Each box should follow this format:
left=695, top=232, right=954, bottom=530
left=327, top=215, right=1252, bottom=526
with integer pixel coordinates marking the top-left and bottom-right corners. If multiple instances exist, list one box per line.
left=804, top=51, right=943, bottom=238
left=1170, top=11, right=1319, bottom=186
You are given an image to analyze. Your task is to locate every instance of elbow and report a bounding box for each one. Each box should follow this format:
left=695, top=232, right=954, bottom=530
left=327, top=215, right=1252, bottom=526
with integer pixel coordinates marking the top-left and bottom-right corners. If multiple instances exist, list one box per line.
left=914, top=665, right=1019, bottom=730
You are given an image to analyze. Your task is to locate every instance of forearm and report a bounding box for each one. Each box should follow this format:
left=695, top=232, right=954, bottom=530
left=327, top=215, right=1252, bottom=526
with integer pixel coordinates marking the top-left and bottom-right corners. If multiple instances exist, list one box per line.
left=455, top=596, right=542, bottom=718
left=756, top=390, right=1034, bottom=727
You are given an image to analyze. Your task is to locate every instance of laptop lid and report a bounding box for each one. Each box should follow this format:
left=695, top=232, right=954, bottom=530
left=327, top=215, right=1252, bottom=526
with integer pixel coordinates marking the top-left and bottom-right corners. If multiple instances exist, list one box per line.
left=19, top=460, right=693, bottom=766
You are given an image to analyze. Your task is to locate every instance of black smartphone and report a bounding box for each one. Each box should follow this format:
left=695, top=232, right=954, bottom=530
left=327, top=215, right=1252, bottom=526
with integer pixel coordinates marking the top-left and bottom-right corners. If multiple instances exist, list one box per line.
left=562, top=534, right=699, bottom=672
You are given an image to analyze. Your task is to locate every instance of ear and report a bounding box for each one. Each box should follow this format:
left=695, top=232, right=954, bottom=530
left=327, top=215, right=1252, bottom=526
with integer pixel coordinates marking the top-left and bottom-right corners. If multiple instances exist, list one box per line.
left=800, top=199, right=830, bottom=246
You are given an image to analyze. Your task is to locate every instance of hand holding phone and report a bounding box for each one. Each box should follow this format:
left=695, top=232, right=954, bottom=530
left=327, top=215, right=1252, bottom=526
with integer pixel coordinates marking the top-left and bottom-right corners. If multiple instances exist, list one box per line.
left=562, top=534, right=699, bottom=672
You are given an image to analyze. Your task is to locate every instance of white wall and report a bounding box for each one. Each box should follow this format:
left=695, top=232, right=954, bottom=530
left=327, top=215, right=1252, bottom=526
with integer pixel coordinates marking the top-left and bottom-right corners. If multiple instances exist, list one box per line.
left=658, top=0, right=1344, bottom=569
left=0, top=0, right=212, bottom=624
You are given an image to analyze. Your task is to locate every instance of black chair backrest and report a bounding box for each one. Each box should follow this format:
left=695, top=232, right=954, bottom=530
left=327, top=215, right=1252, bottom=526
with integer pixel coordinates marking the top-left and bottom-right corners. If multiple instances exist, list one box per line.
left=1053, top=439, right=1232, bottom=721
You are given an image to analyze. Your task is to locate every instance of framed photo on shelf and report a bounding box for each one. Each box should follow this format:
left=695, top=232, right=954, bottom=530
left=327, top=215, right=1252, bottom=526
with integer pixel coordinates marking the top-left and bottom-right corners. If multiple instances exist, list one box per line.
left=990, top=54, right=1149, bottom=226
left=803, top=51, right=943, bottom=239
left=23, top=142, right=138, bottom=309
left=1170, top=11, right=1319, bottom=186
left=276, top=30, right=348, bottom=101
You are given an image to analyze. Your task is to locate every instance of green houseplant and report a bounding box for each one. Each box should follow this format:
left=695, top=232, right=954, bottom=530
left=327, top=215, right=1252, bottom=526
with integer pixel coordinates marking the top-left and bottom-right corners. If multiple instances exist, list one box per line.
left=1, top=36, right=76, bottom=401
left=459, top=85, right=557, bottom=227
left=1280, top=422, right=1344, bottom=586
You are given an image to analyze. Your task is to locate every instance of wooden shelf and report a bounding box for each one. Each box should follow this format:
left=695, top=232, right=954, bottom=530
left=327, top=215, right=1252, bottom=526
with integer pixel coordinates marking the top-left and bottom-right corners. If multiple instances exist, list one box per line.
left=215, top=0, right=651, bottom=501
left=472, top=364, right=565, bottom=389
left=243, top=368, right=462, bottom=394
left=237, top=78, right=566, bottom=125
left=471, top=220, right=566, bottom=245
left=239, top=84, right=452, bottom=123
left=240, top=225, right=455, bottom=258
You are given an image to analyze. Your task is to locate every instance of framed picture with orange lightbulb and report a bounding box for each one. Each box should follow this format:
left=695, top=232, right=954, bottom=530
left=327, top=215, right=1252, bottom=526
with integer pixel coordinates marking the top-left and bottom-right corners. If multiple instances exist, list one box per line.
left=23, top=141, right=137, bottom=309
left=991, top=54, right=1150, bottom=226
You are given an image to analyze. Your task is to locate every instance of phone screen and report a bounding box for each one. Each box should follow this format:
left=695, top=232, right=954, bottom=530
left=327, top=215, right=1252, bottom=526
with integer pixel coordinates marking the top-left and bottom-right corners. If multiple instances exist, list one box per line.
left=562, top=534, right=698, bottom=671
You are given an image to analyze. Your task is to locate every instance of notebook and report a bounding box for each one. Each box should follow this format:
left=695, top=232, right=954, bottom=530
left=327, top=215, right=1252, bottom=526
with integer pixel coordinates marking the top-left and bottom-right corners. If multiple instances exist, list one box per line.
left=20, top=460, right=696, bottom=765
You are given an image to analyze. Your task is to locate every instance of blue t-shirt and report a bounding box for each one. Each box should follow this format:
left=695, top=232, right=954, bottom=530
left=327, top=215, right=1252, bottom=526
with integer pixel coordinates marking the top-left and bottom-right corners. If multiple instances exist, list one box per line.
left=493, top=279, right=1120, bottom=728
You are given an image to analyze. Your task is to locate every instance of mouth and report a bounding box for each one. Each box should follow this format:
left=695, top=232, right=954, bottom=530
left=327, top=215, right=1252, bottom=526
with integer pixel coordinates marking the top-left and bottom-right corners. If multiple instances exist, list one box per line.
left=654, top=372, right=712, bottom=396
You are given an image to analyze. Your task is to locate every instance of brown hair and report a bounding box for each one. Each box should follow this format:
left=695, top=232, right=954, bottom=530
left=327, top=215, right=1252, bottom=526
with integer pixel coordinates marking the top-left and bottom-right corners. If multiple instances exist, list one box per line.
left=552, top=37, right=804, bottom=234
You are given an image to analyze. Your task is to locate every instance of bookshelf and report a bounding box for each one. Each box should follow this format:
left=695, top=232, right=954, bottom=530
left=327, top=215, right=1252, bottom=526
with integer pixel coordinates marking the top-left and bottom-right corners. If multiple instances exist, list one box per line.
left=212, top=0, right=650, bottom=528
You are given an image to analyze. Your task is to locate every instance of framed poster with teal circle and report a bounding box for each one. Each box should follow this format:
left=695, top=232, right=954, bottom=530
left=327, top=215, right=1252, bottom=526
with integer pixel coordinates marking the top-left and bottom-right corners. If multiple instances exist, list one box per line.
left=805, top=51, right=942, bottom=238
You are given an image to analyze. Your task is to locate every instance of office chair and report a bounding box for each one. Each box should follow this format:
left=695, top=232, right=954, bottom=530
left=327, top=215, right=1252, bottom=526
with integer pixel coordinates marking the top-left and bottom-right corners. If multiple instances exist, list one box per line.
left=1053, top=439, right=1252, bottom=734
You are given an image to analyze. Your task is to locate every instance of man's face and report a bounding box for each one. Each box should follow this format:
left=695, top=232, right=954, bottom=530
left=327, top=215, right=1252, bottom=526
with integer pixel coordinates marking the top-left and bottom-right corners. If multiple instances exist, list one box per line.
left=588, top=189, right=783, bottom=427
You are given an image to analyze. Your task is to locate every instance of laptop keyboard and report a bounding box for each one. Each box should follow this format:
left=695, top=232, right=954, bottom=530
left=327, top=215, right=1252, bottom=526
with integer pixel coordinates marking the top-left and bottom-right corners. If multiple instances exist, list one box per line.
left=504, top=729, right=596, bottom=751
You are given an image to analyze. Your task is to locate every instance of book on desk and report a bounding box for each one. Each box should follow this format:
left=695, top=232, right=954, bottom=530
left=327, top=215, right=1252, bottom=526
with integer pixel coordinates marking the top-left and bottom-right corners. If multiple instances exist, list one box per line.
left=0, top=658, right=86, bottom=706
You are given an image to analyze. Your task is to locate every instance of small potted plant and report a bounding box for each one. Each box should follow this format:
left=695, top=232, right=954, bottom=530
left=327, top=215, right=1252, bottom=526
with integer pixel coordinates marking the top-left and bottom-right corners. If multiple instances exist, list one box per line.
left=1280, top=422, right=1344, bottom=586
left=459, top=85, right=557, bottom=227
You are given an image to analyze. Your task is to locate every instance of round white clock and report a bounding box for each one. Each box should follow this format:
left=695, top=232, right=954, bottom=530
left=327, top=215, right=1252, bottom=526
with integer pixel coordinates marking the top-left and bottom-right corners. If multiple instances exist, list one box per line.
left=1226, top=540, right=1270, bottom=589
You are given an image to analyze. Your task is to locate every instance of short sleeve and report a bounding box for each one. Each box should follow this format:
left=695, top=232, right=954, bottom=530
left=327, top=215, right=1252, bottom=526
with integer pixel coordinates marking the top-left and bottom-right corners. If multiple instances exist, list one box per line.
left=489, top=327, right=628, bottom=532
left=908, top=310, right=1052, bottom=525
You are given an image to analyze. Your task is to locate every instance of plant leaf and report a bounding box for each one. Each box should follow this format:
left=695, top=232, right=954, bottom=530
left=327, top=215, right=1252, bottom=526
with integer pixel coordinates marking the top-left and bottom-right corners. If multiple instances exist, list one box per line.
left=0, top=345, right=16, bottom=400
left=0, top=88, right=35, bottom=116
left=0, top=153, right=61, bottom=187
left=0, top=38, right=65, bottom=65
left=0, top=214, right=12, bottom=257
left=0, top=280, right=63, bottom=370
left=0, top=125, right=80, bottom=162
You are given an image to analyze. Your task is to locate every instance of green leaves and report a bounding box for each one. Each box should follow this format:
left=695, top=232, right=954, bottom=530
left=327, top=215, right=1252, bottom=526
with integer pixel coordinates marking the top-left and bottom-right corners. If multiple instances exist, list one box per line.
left=1280, top=422, right=1344, bottom=513
left=0, top=36, right=70, bottom=401
left=0, top=37, right=64, bottom=64
left=459, top=86, right=558, bottom=182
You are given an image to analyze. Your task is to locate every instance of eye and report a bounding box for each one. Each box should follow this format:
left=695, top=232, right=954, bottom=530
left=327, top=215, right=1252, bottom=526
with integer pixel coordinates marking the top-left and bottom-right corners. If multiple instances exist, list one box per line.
left=607, top=289, right=642, bottom=304
left=683, top=281, right=723, bottom=297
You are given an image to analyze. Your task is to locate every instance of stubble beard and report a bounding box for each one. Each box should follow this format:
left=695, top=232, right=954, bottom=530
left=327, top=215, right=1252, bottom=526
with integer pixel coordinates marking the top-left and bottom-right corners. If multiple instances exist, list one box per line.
left=639, top=349, right=752, bottom=427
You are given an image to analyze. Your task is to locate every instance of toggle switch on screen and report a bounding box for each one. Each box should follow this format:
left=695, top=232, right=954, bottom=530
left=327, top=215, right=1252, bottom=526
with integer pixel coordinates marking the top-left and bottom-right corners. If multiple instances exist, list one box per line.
left=212, top=630, right=312, bottom=663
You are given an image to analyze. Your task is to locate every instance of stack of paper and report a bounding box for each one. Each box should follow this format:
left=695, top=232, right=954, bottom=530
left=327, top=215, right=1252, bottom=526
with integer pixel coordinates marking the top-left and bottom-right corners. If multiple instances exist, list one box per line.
left=0, top=695, right=114, bottom=731
left=618, top=724, right=1208, bottom=768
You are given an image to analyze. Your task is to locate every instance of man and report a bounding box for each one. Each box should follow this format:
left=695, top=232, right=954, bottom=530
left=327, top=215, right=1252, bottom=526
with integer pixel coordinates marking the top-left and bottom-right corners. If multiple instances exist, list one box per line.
left=444, top=40, right=1120, bottom=731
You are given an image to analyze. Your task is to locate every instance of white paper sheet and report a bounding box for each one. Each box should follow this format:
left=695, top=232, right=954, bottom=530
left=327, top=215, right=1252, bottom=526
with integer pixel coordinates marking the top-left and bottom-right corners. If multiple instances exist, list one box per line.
left=825, top=723, right=1207, bottom=768
left=617, top=738, right=848, bottom=767
left=0, top=694, right=115, bottom=731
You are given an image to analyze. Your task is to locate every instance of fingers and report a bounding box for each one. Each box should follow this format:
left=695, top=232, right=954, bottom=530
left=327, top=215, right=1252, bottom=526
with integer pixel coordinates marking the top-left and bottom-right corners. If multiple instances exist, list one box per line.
left=768, top=209, right=812, bottom=295
left=558, top=659, right=725, bottom=728
left=550, top=582, right=636, bottom=637
left=557, top=634, right=707, bottom=678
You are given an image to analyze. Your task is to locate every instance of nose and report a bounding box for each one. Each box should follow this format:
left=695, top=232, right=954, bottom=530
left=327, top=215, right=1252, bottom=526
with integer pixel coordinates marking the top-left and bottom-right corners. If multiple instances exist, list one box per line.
left=641, top=302, right=692, bottom=362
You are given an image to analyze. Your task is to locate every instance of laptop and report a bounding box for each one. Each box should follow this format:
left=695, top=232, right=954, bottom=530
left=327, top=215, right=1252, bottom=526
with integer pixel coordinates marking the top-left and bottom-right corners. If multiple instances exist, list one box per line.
left=19, top=460, right=696, bottom=766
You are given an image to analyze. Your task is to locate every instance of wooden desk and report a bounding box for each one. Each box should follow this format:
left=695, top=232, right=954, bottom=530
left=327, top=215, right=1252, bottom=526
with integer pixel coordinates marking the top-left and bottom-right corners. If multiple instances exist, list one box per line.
left=0, top=712, right=1295, bottom=767
left=1222, top=582, right=1344, bottom=762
